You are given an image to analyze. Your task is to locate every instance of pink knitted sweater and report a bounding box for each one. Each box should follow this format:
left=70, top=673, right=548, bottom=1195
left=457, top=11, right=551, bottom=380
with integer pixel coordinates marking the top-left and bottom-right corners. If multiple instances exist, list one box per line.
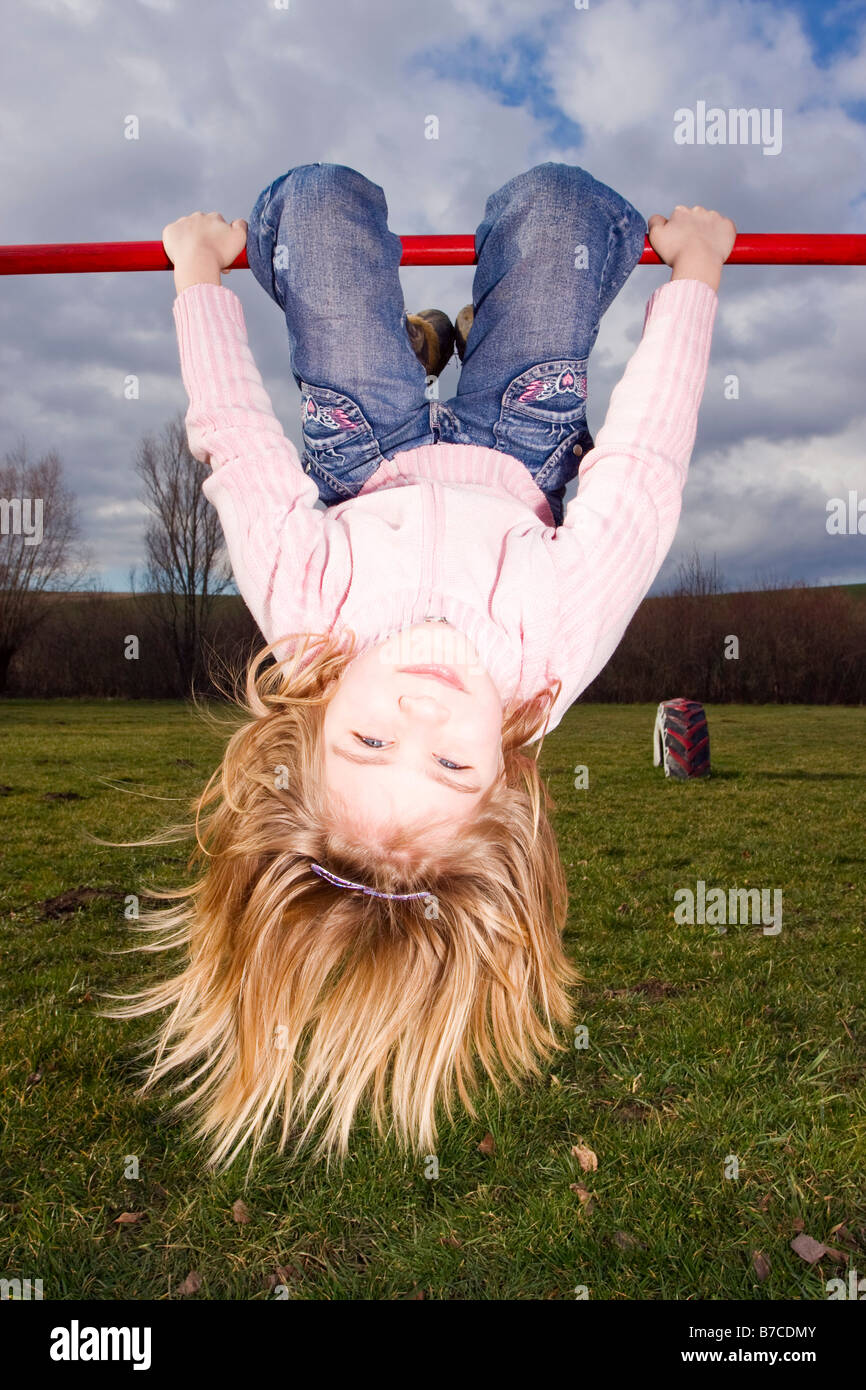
left=172, top=277, right=718, bottom=740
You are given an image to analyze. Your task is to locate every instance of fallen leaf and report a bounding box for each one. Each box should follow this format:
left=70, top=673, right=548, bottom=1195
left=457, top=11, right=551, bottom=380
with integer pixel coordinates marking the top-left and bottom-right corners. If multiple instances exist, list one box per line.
left=176, top=1270, right=202, bottom=1296
left=752, top=1251, right=771, bottom=1282
left=823, top=1246, right=848, bottom=1266
left=569, top=1183, right=597, bottom=1212
left=478, top=1132, right=496, bottom=1156
left=570, top=1143, right=598, bottom=1173
left=792, top=1216, right=805, bottom=1232
left=438, top=1234, right=462, bottom=1248
left=232, top=1198, right=250, bottom=1224
left=113, top=1211, right=144, bottom=1225
left=612, top=1231, right=643, bottom=1250
left=25, top=1071, right=42, bottom=1088
left=791, top=1233, right=827, bottom=1264
left=829, top=1223, right=859, bottom=1250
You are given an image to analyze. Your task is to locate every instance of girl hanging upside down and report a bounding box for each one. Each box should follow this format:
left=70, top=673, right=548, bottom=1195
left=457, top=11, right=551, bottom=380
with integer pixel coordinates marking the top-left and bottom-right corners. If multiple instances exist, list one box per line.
left=107, top=162, right=735, bottom=1169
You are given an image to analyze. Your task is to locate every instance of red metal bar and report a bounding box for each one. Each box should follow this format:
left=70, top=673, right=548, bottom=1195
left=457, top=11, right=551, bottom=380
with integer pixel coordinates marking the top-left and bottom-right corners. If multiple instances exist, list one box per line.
left=0, top=233, right=864, bottom=274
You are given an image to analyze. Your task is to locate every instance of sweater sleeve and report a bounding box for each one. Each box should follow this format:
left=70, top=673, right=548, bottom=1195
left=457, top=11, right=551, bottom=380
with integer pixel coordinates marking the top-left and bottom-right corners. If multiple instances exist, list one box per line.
left=171, top=282, right=330, bottom=645
left=547, top=277, right=718, bottom=714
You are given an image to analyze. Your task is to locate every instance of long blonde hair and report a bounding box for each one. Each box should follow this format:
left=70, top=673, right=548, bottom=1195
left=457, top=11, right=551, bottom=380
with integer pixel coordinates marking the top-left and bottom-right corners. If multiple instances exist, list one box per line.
left=103, top=629, right=580, bottom=1170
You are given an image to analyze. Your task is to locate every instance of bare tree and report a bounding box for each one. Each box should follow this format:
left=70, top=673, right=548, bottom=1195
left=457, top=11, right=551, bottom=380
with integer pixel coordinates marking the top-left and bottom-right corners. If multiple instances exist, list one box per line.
left=134, top=414, right=232, bottom=694
left=0, top=440, right=87, bottom=693
left=667, top=545, right=726, bottom=597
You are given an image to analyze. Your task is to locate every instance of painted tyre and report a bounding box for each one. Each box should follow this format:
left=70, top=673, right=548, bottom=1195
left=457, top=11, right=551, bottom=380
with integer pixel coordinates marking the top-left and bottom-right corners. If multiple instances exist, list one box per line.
left=653, top=699, right=710, bottom=779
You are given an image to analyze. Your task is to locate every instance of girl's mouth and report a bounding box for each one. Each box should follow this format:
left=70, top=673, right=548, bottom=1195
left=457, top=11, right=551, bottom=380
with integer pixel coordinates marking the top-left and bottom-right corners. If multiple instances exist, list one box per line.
left=397, top=665, right=468, bottom=693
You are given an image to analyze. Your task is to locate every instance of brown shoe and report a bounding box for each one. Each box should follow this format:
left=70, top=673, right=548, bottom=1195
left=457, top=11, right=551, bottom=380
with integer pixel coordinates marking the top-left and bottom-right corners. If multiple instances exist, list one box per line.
left=406, top=309, right=456, bottom=376
left=455, top=303, right=474, bottom=363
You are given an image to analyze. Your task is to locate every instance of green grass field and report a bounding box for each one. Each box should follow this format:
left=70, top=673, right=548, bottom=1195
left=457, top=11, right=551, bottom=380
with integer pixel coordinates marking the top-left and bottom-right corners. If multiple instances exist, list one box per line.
left=1, top=699, right=864, bottom=1301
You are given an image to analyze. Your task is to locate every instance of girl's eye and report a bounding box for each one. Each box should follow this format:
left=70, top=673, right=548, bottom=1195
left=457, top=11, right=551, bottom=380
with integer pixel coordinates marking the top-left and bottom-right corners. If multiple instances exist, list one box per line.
left=355, top=735, right=470, bottom=772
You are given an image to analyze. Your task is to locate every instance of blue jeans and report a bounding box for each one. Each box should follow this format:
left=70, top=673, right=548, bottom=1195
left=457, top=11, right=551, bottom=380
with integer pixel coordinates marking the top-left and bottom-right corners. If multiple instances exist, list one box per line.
left=245, top=162, right=646, bottom=526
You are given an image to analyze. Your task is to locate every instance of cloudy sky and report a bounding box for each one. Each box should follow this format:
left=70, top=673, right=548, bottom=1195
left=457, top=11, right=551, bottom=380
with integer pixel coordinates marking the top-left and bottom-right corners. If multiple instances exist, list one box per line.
left=2, top=0, right=865, bottom=594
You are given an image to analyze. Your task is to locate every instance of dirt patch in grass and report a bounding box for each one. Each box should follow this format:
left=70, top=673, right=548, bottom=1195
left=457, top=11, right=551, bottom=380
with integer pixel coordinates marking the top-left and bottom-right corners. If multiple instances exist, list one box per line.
left=604, top=978, right=708, bottom=1000
left=37, top=885, right=125, bottom=919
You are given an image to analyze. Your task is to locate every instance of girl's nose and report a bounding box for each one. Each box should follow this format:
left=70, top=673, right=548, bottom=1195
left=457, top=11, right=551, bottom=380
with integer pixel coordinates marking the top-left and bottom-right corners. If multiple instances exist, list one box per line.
left=398, top=693, right=448, bottom=721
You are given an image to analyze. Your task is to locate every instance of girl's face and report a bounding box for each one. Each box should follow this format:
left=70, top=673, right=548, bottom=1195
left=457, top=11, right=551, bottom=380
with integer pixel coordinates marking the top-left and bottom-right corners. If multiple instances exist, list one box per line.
left=322, top=624, right=505, bottom=835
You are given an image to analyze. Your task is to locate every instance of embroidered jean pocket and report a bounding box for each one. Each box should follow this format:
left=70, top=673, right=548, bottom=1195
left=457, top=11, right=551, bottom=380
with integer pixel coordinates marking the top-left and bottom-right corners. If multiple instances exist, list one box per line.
left=493, top=358, right=590, bottom=457
left=299, top=380, right=384, bottom=500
